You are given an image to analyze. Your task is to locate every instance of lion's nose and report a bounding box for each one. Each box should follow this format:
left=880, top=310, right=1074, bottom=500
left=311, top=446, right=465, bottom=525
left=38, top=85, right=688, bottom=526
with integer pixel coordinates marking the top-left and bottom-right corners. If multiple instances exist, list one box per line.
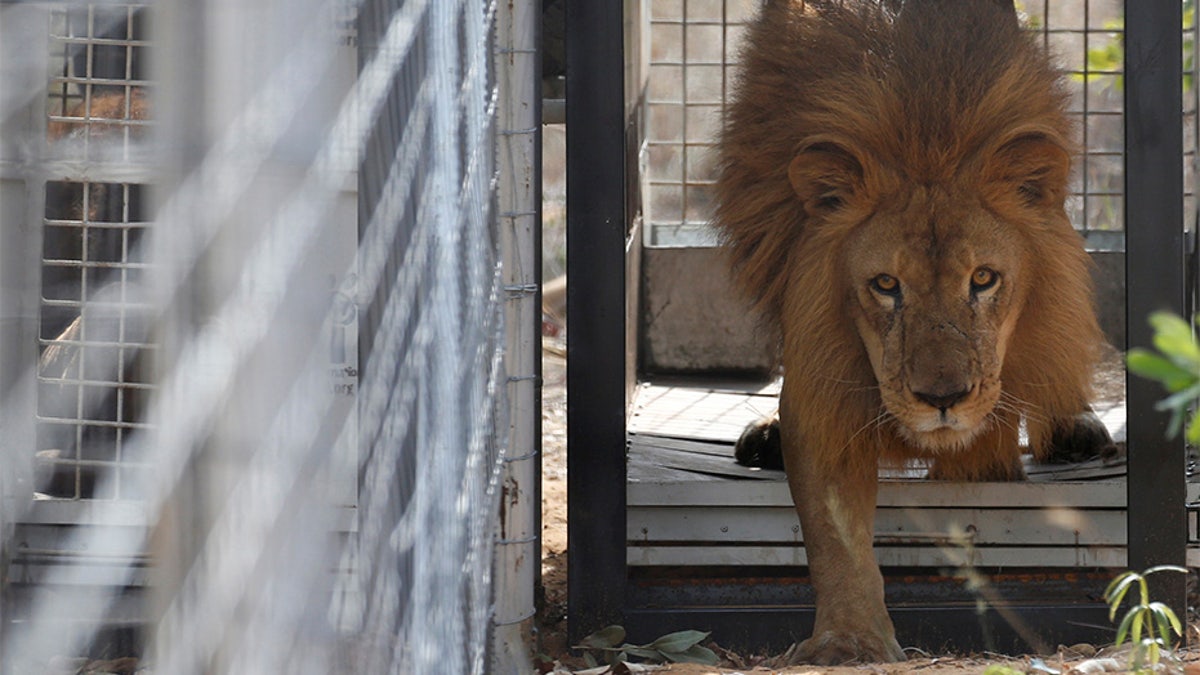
left=914, top=387, right=971, bottom=412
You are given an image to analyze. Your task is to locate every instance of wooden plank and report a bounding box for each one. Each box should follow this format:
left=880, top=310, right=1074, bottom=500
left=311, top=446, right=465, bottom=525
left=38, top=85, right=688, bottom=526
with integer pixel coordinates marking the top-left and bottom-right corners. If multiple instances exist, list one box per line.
left=1026, top=458, right=1127, bottom=481
left=632, top=449, right=781, bottom=480
left=629, top=479, right=1129, bottom=509
left=628, top=454, right=724, bottom=482
left=629, top=435, right=784, bottom=481
left=627, top=545, right=1129, bottom=568
left=629, top=506, right=1127, bottom=546
left=630, top=434, right=737, bottom=458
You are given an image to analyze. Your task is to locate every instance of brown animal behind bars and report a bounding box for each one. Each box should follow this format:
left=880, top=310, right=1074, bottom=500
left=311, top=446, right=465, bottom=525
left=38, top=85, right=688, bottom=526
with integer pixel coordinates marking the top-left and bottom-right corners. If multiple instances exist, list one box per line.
left=714, top=0, right=1112, bottom=663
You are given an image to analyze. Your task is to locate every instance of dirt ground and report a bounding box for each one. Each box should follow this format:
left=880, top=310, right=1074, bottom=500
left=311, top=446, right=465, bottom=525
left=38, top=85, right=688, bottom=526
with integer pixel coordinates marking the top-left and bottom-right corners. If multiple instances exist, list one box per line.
left=535, top=340, right=1200, bottom=674
left=539, top=338, right=571, bottom=665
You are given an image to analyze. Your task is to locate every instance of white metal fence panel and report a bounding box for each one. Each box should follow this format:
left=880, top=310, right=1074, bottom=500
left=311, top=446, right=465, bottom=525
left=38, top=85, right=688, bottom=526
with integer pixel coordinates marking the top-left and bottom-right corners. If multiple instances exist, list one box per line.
left=0, top=1, right=528, bottom=672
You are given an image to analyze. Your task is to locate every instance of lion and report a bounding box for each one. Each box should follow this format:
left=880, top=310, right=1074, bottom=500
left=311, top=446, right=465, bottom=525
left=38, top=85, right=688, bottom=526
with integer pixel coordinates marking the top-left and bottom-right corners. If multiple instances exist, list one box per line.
left=713, top=0, right=1114, bottom=664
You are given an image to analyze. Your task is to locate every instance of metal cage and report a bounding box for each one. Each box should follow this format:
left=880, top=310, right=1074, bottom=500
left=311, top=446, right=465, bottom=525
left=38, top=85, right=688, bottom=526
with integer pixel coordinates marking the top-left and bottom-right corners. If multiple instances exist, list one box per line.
left=567, top=0, right=1193, bottom=654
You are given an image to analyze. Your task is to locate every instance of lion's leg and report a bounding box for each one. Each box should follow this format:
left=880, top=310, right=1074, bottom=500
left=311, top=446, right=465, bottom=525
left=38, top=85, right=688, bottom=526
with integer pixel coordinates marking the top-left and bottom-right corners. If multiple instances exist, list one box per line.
left=782, top=420, right=905, bottom=664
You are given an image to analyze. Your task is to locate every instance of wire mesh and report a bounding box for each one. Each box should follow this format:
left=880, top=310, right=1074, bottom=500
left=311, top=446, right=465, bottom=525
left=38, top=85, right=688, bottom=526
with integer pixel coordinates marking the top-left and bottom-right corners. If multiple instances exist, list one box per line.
left=1, top=0, right=513, bottom=672
left=645, top=0, right=755, bottom=246
left=642, top=0, right=1198, bottom=248
left=36, top=5, right=153, bottom=503
left=45, top=4, right=150, bottom=159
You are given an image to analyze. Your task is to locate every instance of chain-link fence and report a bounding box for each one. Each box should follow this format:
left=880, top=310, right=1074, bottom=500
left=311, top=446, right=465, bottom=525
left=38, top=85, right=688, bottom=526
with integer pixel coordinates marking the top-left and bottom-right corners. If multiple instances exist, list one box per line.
left=643, top=0, right=1197, bottom=249
left=0, top=0, right=534, bottom=672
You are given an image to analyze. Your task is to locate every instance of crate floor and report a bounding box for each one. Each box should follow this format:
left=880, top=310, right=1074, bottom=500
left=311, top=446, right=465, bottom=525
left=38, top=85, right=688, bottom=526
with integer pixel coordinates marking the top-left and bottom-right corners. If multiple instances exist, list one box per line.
left=628, top=375, right=1129, bottom=484
left=622, top=368, right=1169, bottom=569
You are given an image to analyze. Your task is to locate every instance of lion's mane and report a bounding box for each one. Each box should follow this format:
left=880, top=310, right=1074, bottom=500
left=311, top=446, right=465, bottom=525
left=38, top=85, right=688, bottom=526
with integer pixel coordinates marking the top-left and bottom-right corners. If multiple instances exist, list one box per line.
left=714, top=0, right=1102, bottom=471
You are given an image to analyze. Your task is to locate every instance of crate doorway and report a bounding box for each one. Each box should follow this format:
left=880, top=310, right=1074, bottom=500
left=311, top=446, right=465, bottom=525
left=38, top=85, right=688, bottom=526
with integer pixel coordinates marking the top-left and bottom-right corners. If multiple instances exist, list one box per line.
left=566, top=0, right=1196, bottom=654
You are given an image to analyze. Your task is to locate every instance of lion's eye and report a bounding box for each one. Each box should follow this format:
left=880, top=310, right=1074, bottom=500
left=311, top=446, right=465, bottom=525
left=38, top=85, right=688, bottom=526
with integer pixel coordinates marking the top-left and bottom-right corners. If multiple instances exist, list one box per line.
left=971, top=267, right=999, bottom=293
left=870, top=274, right=901, bottom=296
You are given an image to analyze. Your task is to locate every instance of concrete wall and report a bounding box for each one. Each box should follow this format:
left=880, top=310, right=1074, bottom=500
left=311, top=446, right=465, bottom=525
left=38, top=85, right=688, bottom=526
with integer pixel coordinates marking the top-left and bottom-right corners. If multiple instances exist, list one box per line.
left=640, top=248, right=1127, bottom=374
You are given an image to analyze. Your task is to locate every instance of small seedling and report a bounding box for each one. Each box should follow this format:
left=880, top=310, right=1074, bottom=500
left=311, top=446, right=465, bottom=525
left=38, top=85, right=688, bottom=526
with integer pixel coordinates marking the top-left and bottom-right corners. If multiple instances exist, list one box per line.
left=575, top=625, right=718, bottom=668
left=1103, top=565, right=1188, bottom=674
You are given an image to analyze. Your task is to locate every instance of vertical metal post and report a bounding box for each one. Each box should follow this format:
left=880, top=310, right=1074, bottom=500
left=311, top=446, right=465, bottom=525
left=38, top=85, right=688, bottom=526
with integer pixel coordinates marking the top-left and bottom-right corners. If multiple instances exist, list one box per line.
left=494, top=0, right=540, bottom=669
left=0, top=7, right=49, bottom=667
left=1124, top=0, right=1186, bottom=616
left=149, top=0, right=208, bottom=664
left=566, top=1, right=628, bottom=643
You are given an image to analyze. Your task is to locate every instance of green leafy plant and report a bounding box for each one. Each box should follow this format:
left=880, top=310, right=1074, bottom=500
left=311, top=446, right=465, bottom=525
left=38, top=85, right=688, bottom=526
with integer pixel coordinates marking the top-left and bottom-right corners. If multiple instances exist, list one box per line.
left=1126, top=312, right=1200, bottom=444
left=575, top=625, right=718, bottom=668
left=1103, top=565, right=1189, bottom=673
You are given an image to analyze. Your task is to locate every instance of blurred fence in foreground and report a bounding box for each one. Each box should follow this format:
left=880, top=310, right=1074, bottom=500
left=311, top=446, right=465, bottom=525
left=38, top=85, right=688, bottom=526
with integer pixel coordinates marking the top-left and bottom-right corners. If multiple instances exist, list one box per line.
left=0, top=0, right=536, bottom=672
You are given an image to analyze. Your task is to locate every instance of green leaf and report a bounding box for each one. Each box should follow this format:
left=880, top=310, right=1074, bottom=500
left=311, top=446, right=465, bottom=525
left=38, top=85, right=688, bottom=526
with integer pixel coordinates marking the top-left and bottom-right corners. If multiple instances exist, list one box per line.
left=1148, top=602, right=1183, bottom=638
left=1186, top=413, right=1200, bottom=444
left=1157, top=406, right=1186, bottom=440
left=1115, top=605, right=1138, bottom=646
left=578, top=625, right=626, bottom=650
left=1158, top=615, right=1173, bottom=647
left=646, top=630, right=710, bottom=653
left=1131, top=607, right=1146, bottom=643
left=1149, top=312, right=1200, bottom=368
left=619, top=646, right=664, bottom=662
left=1127, top=350, right=1194, bottom=391
left=583, top=651, right=598, bottom=669
left=661, top=644, right=720, bottom=665
left=1155, top=382, right=1200, bottom=412
left=1142, top=565, right=1189, bottom=577
left=1104, top=572, right=1138, bottom=620
left=1103, top=570, right=1135, bottom=597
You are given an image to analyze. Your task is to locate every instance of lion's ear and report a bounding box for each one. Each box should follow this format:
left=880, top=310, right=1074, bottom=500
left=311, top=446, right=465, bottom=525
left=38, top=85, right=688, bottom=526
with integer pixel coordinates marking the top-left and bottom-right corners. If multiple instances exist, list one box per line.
left=986, top=133, right=1071, bottom=208
left=788, top=142, right=864, bottom=217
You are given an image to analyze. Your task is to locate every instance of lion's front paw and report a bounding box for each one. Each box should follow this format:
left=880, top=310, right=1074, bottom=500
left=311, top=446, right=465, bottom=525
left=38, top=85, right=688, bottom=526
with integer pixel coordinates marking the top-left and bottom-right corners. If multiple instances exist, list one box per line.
left=787, top=629, right=906, bottom=665
left=734, top=416, right=782, bottom=469
left=1042, top=410, right=1119, bottom=464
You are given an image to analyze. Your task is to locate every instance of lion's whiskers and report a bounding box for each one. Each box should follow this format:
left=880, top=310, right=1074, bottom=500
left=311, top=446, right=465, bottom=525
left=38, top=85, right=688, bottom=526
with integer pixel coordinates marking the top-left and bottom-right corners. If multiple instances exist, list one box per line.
left=985, top=406, right=1022, bottom=436
left=997, top=390, right=1048, bottom=427
left=838, top=407, right=893, bottom=455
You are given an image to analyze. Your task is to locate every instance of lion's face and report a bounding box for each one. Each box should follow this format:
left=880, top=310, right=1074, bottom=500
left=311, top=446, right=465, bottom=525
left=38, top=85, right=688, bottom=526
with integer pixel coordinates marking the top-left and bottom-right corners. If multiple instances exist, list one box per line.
left=843, top=188, right=1029, bottom=452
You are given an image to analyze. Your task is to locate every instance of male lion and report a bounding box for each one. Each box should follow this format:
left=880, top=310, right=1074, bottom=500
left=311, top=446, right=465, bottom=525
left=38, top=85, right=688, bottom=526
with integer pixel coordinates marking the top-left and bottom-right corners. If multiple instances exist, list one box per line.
left=714, top=0, right=1113, bottom=664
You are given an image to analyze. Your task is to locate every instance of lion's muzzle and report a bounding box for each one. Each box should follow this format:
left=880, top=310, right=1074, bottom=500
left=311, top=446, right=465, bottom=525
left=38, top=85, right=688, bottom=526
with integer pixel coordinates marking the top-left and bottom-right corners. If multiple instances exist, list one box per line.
left=912, top=385, right=971, bottom=412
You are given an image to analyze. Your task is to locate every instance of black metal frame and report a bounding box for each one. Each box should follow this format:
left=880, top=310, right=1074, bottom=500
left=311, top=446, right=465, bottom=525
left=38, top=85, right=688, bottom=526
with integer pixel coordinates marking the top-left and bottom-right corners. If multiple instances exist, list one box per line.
left=1123, top=1, right=1188, bottom=613
left=565, top=1, right=629, bottom=641
left=567, top=0, right=1189, bottom=653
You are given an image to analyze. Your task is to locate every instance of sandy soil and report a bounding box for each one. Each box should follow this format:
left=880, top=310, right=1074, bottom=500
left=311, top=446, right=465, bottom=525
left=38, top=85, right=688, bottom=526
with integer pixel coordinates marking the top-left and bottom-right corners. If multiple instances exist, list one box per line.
left=540, top=339, right=570, bottom=664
